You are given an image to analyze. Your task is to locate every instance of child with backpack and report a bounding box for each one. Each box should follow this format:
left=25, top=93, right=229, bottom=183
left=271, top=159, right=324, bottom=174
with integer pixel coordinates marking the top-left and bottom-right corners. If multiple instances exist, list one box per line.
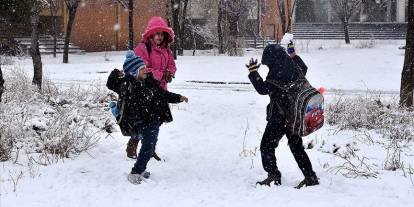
left=246, top=43, right=321, bottom=189
left=125, top=16, right=177, bottom=160
left=107, top=51, right=188, bottom=184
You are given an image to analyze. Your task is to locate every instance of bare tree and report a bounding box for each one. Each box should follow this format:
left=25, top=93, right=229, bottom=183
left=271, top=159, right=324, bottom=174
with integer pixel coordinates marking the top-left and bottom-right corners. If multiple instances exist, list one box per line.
left=329, top=0, right=361, bottom=44
left=30, top=0, right=47, bottom=90
left=128, top=0, right=135, bottom=50
left=63, top=0, right=81, bottom=63
left=0, top=62, right=4, bottom=102
left=400, top=0, right=414, bottom=109
left=47, top=0, right=60, bottom=57
left=170, top=0, right=179, bottom=59
left=277, top=0, right=296, bottom=34
left=115, top=0, right=136, bottom=50
left=224, top=0, right=247, bottom=56
left=169, top=0, right=189, bottom=58
left=178, top=0, right=189, bottom=56
left=217, top=0, right=225, bottom=54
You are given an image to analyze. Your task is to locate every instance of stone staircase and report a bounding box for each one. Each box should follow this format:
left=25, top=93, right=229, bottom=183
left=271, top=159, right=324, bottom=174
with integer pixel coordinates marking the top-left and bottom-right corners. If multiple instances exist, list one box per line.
left=292, top=23, right=407, bottom=40
left=15, top=35, right=84, bottom=55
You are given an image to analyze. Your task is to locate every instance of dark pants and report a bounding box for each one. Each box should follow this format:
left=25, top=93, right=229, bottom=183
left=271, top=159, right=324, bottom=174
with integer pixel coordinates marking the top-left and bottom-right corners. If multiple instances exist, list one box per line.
left=131, top=122, right=160, bottom=174
left=260, top=121, right=316, bottom=178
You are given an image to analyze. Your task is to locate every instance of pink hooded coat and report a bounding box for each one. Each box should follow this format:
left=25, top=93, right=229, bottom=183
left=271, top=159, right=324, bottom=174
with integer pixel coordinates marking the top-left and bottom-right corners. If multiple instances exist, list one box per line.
left=134, top=16, right=176, bottom=91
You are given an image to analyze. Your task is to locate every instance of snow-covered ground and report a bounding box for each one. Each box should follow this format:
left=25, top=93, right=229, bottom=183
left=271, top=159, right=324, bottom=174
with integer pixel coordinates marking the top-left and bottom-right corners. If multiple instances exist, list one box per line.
left=1, top=41, right=413, bottom=207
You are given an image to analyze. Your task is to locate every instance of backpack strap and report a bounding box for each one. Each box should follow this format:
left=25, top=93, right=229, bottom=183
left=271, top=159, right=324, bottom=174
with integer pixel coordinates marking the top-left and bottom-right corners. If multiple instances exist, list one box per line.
left=117, top=80, right=131, bottom=124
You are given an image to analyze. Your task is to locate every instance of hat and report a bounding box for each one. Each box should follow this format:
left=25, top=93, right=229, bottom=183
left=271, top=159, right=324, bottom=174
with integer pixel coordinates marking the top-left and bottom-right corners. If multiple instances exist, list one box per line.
left=123, top=51, right=146, bottom=77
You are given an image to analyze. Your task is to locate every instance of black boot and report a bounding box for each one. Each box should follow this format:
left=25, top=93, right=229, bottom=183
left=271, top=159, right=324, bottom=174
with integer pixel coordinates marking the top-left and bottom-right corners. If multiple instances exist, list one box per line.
left=126, top=139, right=139, bottom=159
left=295, top=176, right=319, bottom=189
left=256, top=173, right=281, bottom=186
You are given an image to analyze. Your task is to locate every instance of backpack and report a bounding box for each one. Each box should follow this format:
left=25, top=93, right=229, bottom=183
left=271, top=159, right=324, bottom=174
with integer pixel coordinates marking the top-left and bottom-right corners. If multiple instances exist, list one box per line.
left=115, top=81, right=137, bottom=136
left=106, top=70, right=137, bottom=136
left=267, top=75, right=324, bottom=137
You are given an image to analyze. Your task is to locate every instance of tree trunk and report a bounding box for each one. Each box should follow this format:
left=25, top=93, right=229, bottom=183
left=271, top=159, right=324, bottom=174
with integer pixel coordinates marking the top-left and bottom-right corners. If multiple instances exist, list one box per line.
left=386, top=0, right=392, bottom=22
left=31, top=6, right=43, bottom=90
left=226, top=1, right=242, bottom=56
left=128, top=0, right=134, bottom=50
left=344, top=20, right=351, bottom=44
left=286, top=0, right=296, bottom=33
left=217, top=0, right=224, bottom=54
left=52, top=14, right=58, bottom=58
left=400, top=0, right=414, bottom=108
left=278, top=0, right=286, bottom=34
left=257, top=0, right=261, bottom=37
left=170, top=0, right=180, bottom=59
left=178, top=0, right=188, bottom=56
left=63, top=7, right=78, bottom=63
left=0, top=63, right=4, bottom=103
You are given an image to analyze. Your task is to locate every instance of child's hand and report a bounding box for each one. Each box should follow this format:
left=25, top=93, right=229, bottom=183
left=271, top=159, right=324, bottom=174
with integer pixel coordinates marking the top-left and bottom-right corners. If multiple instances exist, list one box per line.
left=287, top=41, right=296, bottom=57
left=163, top=71, right=174, bottom=83
left=246, top=58, right=260, bottom=73
left=180, top=96, right=189, bottom=103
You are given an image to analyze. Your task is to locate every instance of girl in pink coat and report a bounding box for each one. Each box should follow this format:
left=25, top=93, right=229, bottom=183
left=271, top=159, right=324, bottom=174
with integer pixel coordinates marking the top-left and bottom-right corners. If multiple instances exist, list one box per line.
left=126, top=17, right=177, bottom=160
left=134, top=16, right=176, bottom=91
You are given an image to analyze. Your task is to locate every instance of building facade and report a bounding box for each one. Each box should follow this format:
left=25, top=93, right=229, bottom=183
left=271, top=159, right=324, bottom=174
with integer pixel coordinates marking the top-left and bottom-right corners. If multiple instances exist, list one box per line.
left=24, top=0, right=408, bottom=51
left=69, top=0, right=167, bottom=51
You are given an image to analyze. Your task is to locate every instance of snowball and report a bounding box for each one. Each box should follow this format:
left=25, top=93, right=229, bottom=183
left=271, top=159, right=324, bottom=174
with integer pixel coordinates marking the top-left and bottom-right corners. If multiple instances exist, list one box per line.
left=280, top=33, right=294, bottom=44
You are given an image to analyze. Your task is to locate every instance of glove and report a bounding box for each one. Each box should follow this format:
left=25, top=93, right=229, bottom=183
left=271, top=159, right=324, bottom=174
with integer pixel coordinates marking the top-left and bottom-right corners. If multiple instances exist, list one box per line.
left=163, top=71, right=174, bottom=83
left=246, top=58, right=260, bottom=73
left=287, top=41, right=295, bottom=55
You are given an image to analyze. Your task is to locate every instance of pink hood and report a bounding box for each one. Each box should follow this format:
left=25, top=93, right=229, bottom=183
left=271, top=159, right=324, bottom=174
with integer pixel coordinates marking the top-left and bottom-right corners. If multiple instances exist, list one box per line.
left=143, top=16, right=175, bottom=44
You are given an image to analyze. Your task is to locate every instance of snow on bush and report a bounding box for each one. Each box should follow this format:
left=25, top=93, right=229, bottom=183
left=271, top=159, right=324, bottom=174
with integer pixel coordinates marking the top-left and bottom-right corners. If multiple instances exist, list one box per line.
left=326, top=94, right=414, bottom=171
left=0, top=68, right=114, bottom=163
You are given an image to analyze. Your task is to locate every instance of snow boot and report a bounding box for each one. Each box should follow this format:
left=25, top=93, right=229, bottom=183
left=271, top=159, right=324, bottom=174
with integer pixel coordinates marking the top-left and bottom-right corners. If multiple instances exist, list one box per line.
left=256, top=173, right=281, bottom=186
left=295, top=176, right=319, bottom=189
left=127, top=173, right=145, bottom=185
left=126, top=139, right=139, bottom=159
left=142, top=171, right=151, bottom=179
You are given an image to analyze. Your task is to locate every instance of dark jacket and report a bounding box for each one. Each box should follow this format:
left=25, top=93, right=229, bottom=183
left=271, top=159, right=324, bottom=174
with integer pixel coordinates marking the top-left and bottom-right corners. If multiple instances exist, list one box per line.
left=249, top=44, right=308, bottom=124
left=107, top=69, right=182, bottom=125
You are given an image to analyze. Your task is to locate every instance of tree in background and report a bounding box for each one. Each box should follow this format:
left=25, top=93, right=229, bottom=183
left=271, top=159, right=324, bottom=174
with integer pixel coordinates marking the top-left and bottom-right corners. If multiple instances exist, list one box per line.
left=295, top=0, right=316, bottom=23
left=277, top=0, right=296, bottom=35
left=400, top=0, right=414, bottom=109
left=47, top=0, right=61, bottom=58
left=30, top=0, right=47, bottom=90
left=63, top=0, right=81, bottom=63
left=179, top=0, right=189, bottom=56
left=0, top=62, right=4, bottom=102
left=169, top=0, right=189, bottom=58
left=226, top=0, right=243, bottom=56
left=0, top=0, right=32, bottom=24
left=116, top=0, right=136, bottom=50
left=329, top=0, right=361, bottom=44
left=0, top=0, right=31, bottom=56
left=217, top=0, right=225, bottom=54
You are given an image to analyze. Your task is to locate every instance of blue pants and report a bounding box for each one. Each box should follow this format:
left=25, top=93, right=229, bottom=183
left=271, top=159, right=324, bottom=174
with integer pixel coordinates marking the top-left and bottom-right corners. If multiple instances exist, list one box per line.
left=131, top=122, right=160, bottom=174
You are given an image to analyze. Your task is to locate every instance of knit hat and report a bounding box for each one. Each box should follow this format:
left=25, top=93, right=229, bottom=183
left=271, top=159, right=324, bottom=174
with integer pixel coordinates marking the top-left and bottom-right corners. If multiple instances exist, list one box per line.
left=123, top=51, right=146, bottom=77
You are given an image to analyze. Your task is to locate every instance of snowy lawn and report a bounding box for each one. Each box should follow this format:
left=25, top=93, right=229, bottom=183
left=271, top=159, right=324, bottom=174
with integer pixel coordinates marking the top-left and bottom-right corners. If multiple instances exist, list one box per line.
left=1, top=41, right=413, bottom=207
